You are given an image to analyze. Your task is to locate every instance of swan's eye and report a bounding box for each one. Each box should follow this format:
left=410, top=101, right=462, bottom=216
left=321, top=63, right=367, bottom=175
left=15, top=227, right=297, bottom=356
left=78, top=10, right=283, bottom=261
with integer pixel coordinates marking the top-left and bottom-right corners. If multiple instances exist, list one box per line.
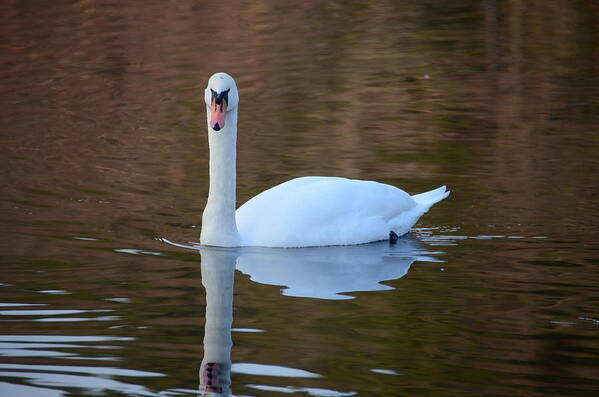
left=211, top=88, right=230, bottom=106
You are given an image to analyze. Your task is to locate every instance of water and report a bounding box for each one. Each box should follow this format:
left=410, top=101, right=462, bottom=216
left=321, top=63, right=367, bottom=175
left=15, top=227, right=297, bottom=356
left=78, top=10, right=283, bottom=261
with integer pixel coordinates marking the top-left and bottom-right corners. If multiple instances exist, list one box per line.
left=1, top=1, right=598, bottom=396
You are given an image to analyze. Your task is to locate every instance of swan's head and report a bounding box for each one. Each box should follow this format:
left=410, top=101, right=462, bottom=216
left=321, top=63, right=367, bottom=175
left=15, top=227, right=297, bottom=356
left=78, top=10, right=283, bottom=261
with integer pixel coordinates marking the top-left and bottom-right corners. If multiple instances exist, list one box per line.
left=204, top=72, right=239, bottom=132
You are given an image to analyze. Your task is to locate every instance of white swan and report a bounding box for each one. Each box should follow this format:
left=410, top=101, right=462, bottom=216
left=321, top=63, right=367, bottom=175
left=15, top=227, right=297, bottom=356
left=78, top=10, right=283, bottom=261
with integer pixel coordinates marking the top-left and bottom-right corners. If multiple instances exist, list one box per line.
left=200, top=72, right=449, bottom=248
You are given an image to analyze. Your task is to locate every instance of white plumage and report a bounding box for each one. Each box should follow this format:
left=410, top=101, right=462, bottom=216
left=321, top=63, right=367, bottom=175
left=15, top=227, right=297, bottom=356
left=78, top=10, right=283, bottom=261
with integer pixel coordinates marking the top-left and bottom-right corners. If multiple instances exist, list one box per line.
left=237, top=177, right=448, bottom=247
left=200, top=73, right=449, bottom=248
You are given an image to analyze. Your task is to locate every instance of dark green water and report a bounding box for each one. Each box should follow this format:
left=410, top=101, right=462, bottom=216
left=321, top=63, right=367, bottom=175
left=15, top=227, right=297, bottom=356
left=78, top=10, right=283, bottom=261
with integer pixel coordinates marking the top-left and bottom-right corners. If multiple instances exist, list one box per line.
left=1, top=1, right=598, bottom=396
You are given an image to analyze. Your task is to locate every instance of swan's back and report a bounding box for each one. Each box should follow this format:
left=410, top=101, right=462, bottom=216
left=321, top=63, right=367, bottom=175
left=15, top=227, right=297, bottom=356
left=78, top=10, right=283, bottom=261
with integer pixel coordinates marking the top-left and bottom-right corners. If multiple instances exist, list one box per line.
left=236, top=176, right=438, bottom=247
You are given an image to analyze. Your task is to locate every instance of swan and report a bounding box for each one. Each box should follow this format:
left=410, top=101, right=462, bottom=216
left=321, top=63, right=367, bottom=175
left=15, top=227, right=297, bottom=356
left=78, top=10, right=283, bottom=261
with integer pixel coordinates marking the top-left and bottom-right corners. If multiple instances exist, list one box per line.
left=200, top=72, right=449, bottom=248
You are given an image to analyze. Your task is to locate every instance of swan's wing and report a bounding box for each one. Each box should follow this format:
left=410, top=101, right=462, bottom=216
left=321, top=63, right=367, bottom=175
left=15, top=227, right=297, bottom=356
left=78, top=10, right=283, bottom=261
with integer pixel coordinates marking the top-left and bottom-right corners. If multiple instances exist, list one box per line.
left=235, top=177, right=416, bottom=247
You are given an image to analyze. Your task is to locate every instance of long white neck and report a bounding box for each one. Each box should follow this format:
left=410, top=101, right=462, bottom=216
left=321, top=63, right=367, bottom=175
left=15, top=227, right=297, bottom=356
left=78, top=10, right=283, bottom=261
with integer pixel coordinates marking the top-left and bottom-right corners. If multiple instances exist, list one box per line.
left=200, top=108, right=240, bottom=247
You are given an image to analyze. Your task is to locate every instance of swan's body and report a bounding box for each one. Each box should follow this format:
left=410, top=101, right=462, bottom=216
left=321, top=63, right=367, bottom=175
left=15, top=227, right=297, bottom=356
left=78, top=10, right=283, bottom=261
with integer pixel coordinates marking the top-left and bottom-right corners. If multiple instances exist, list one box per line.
left=200, top=73, right=449, bottom=248
left=237, top=176, right=447, bottom=247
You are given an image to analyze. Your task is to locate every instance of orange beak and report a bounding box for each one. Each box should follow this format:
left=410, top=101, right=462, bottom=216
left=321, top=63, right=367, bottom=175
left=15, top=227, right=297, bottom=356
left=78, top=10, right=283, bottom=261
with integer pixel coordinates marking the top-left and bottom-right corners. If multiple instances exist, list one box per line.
left=210, top=99, right=227, bottom=131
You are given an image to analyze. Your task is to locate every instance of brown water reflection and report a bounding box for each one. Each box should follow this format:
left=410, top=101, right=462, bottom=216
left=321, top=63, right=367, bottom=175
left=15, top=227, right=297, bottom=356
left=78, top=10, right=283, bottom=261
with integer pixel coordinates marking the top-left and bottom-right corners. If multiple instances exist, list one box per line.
left=1, top=1, right=598, bottom=396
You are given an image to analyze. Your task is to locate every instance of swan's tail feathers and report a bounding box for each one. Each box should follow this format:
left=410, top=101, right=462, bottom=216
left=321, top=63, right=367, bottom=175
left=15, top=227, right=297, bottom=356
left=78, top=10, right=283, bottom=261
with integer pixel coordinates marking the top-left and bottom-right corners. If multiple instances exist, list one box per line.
left=412, top=185, right=450, bottom=211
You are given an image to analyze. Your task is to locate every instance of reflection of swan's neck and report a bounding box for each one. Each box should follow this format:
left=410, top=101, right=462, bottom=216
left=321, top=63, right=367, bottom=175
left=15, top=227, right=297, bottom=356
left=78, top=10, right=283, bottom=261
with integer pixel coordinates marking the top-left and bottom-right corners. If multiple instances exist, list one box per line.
left=200, top=108, right=240, bottom=247
left=199, top=249, right=237, bottom=396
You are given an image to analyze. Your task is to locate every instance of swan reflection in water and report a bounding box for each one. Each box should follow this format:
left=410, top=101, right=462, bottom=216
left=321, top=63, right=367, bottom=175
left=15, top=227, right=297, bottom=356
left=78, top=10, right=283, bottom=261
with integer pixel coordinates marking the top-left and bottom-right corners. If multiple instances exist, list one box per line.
left=198, top=234, right=440, bottom=395
left=236, top=233, right=439, bottom=300
left=200, top=248, right=236, bottom=396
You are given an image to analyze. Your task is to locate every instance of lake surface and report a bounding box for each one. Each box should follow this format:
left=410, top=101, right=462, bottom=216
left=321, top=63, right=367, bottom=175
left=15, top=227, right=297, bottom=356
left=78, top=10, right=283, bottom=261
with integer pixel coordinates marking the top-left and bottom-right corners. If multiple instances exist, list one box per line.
left=1, top=1, right=598, bottom=396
